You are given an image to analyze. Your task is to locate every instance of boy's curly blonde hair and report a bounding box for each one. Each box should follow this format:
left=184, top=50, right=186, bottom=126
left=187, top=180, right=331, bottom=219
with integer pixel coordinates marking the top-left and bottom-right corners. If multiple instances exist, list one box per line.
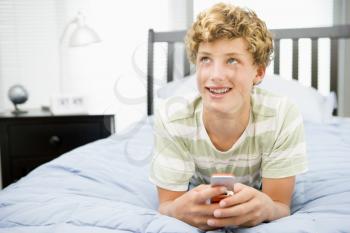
left=185, top=3, right=273, bottom=67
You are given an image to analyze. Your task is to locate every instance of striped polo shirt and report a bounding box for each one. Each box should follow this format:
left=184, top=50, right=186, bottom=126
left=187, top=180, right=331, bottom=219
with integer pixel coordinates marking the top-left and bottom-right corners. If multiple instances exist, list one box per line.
left=149, top=87, right=308, bottom=191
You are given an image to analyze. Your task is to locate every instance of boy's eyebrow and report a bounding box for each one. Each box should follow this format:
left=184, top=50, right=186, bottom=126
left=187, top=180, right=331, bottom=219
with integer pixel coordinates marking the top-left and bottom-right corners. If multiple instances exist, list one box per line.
left=197, top=51, right=210, bottom=56
left=197, top=51, right=244, bottom=56
left=225, top=52, right=244, bottom=56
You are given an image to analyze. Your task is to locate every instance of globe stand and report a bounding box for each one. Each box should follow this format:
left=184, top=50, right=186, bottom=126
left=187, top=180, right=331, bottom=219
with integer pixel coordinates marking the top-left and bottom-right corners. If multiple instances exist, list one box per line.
left=11, top=104, right=28, bottom=115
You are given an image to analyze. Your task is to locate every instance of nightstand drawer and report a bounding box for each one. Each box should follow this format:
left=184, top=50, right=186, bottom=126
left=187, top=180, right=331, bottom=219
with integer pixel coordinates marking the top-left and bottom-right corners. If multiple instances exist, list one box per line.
left=8, top=122, right=102, bottom=157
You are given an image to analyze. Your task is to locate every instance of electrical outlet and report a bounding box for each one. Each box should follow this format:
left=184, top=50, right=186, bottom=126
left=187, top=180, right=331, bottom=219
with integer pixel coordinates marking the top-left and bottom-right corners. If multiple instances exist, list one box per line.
left=50, top=94, right=87, bottom=115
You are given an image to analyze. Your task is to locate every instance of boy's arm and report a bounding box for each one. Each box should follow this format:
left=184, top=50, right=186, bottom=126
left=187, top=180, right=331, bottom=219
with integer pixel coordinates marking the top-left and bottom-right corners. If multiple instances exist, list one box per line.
left=262, top=176, right=295, bottom=221
left=157, top=187, right=184, bottom=216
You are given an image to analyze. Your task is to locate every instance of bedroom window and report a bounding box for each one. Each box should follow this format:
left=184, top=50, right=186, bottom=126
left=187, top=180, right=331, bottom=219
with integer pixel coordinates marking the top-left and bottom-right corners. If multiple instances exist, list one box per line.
left=0, top=0, right=63, bottom=110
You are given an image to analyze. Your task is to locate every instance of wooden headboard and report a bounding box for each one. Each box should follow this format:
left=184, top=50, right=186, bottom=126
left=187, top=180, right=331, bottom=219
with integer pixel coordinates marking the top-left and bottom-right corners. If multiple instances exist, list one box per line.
left=147, top=25, right=350, bottom=116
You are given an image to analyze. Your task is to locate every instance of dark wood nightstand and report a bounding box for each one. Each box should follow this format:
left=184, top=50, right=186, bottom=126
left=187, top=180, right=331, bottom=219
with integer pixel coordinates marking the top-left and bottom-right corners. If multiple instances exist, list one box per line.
left=0, top=109, right=115, bottom=188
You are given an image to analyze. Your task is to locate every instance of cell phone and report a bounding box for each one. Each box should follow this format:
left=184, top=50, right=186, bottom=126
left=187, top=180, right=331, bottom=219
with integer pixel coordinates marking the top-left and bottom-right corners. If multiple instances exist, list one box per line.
left=210, top=174, right=235, bottom=203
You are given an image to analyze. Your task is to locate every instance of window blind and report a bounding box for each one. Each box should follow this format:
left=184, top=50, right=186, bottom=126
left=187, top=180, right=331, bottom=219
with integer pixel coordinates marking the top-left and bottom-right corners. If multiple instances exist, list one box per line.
left=0, top=0, right=64, bottom=109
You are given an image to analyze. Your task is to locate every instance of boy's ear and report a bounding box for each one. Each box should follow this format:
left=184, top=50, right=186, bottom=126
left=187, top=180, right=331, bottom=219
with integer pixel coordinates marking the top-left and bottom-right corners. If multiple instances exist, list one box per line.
left=253, top=66, right=266, bottom=85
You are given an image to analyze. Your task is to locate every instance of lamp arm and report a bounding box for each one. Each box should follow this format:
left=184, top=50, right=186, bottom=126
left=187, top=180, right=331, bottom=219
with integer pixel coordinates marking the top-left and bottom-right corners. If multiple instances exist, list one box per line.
left=58, top=17, right=79, bottom=94
left=58, top=18, right=76, bottom=94
left=59, top=18, right=78, bottom=46
left=57, top=11, right=98, bottom=94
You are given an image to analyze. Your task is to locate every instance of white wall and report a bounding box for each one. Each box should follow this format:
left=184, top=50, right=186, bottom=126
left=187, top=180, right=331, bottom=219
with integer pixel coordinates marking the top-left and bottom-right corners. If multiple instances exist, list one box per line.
left=194, top=0, right=333, bottom=29
left=62, top=0, right=172, bottom=132
left=73, top=0, right=193, bottom=131
left=0, top=82, right=4, bottom=113
left=59, top=0, right=194, bottom=131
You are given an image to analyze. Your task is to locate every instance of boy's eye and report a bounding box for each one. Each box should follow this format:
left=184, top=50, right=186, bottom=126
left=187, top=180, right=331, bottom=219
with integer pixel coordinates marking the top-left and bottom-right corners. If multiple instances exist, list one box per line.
left=200, top=57, right=210, bottom=64
left=227, top=58, right=237, bottom=64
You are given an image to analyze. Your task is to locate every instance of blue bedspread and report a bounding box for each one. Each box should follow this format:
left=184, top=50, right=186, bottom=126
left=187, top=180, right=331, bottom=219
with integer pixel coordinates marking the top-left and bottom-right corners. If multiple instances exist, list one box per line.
left=1, top=117, right=350, bottom=233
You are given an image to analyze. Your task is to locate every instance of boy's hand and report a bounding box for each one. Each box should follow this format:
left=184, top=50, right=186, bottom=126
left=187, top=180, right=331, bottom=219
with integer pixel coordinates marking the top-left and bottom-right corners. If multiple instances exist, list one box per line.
left=168, top=184, right=228, bottom=231
left=206, top=183, right=275, bottom=228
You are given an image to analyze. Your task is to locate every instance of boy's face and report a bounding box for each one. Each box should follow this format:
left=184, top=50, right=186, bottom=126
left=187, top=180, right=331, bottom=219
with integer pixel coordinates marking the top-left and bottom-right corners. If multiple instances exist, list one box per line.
left=196, top=37, right=265, bottom=116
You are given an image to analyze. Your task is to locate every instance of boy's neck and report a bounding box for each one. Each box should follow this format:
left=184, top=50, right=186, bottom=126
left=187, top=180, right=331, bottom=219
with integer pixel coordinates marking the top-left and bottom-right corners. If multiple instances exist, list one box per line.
left=202, top=102, right=251, bottom=152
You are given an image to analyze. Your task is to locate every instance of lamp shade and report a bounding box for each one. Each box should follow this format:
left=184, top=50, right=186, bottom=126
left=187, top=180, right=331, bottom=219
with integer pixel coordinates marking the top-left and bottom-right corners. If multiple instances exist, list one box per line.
left=60, top=11, right=101, bottom=47
left=69, top=25, right=101, bottom=47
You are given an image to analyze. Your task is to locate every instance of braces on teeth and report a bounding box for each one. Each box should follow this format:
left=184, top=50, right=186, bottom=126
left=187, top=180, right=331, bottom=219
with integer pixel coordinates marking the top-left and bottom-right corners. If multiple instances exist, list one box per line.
left=209, top=88, right=230, bottom=94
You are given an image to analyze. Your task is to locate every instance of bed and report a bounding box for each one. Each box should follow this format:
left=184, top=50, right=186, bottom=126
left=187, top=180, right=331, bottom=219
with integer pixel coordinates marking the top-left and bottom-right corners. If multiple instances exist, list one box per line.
left=1, top=25, right=350, bottom=233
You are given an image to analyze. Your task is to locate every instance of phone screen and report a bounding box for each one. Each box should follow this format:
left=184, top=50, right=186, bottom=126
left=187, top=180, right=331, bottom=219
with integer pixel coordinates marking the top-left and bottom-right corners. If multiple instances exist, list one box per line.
left=210, top=175, right=235, bottom=203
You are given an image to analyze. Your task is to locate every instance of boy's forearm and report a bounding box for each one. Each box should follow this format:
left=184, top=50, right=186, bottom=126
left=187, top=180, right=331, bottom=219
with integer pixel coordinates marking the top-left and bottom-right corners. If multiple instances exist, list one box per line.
left=158, top=200, right=174, bottom=217
left=267, top=201, right=291, bottom=222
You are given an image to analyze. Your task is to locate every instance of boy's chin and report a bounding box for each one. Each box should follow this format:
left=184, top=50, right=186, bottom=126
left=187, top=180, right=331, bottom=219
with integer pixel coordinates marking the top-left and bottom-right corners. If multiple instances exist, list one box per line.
left=204, top=103, right=242, bottom=116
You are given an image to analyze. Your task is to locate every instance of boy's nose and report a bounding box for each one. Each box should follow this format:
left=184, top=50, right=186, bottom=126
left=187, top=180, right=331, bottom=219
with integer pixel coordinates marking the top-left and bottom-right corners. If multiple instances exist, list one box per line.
left=210, top=62, right=227, bottom=82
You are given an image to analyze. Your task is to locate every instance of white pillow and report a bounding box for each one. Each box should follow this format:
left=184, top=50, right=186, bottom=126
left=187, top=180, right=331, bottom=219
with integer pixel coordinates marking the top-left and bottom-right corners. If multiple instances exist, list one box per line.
left=157, top=73, right=198, bottom=99
left=259, top=74, right=337, bottom=123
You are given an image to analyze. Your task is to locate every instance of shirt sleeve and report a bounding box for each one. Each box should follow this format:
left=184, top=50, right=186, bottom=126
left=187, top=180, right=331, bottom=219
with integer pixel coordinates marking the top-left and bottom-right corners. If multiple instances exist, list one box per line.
left=261, top=100, right=308, bottom=178
left=149, top=108, right=195, bottom=191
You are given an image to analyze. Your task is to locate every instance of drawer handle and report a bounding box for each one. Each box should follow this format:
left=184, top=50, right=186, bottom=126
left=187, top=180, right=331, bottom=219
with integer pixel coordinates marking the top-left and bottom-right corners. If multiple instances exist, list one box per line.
left=49, top=135, right=61, bottom=146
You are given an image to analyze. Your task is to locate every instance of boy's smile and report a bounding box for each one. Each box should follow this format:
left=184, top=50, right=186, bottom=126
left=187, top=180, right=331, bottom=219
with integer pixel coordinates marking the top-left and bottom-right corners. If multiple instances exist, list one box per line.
left=206, top=86, right=232, bottom=99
